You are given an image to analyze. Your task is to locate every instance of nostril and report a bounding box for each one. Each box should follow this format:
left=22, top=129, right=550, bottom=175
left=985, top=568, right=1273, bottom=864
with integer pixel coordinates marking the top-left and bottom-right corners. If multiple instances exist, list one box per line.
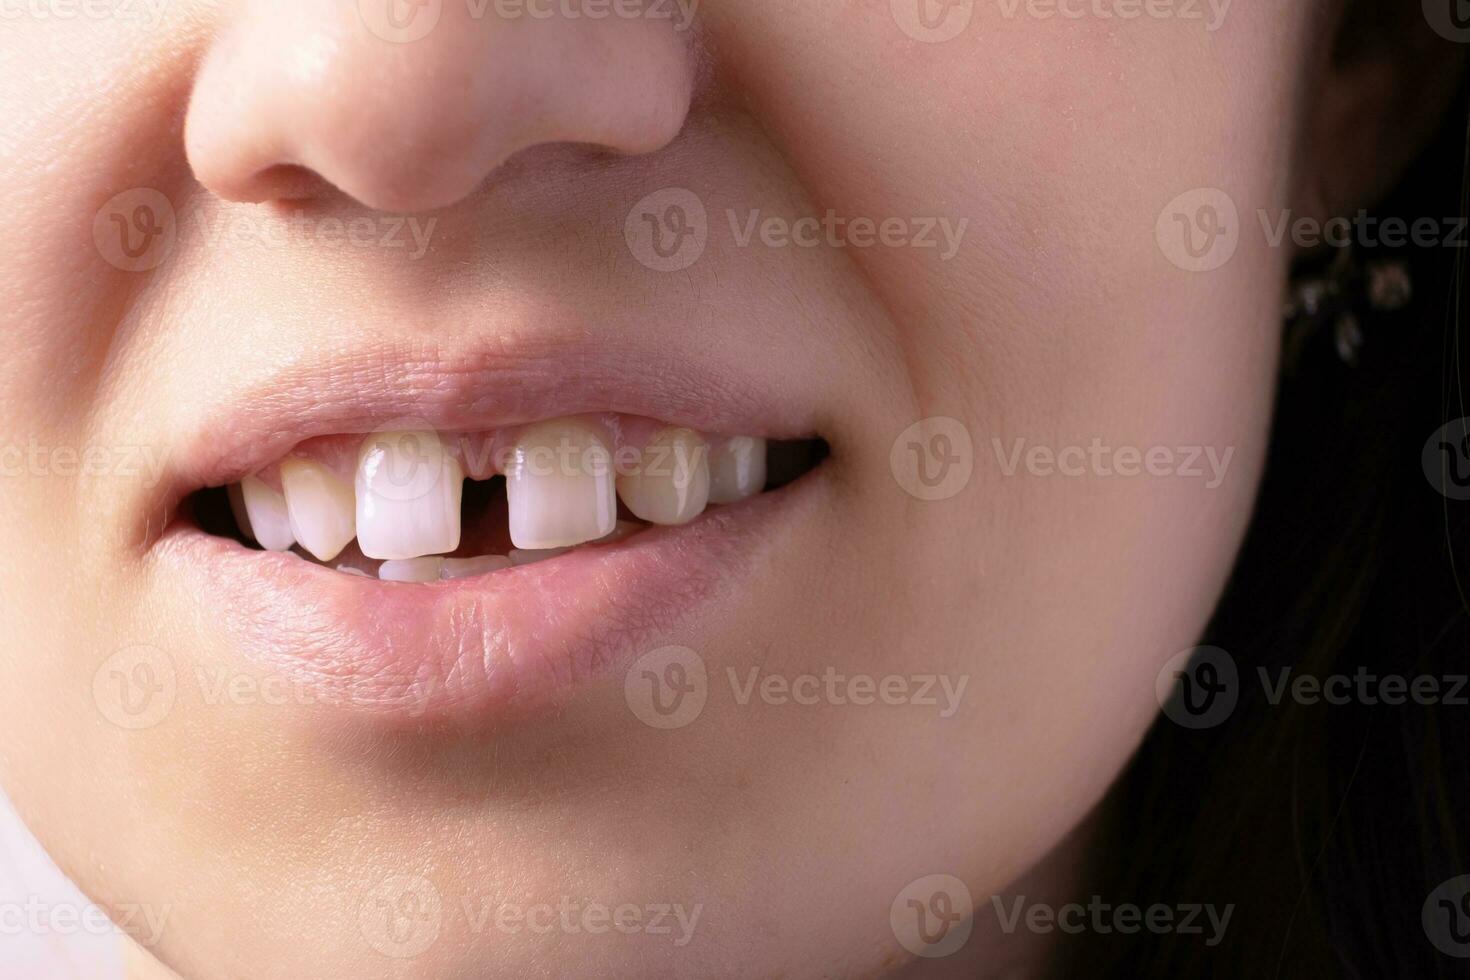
left=242, top=164, right=337, bottom=204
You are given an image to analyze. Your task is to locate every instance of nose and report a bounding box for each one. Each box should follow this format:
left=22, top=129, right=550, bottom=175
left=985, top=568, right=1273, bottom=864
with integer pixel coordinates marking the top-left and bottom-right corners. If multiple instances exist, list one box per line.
left=185, top=0, right=697, bottom=212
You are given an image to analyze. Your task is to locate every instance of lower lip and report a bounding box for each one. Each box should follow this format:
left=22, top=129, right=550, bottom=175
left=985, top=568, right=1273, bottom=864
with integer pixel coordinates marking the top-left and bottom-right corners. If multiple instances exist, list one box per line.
left=151, top=476, right=818, bottom=727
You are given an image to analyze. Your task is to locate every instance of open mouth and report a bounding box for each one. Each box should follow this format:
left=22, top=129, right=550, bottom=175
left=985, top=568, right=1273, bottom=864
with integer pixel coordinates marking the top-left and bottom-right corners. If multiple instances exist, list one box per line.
left=187, top=415, right=826, bottom=583
left=146, top=344, right=834, bottom=728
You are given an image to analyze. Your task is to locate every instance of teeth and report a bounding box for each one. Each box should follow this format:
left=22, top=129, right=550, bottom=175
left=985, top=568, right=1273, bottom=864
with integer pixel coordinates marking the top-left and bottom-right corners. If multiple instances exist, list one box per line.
left=506, top=418, right=616, bottom=550
left=280, top=458, right=356, bottom=561
left=616, top=427, right=710, bottom=525
left=355, top=430, right=464, bottom=560
left=708, top=436, right=767, bottom=504
left=239, top=475, right=296, bottom=551
left=509, top=547, right=571, bottom=566
left=378, top=557, right=445, bottom=583
left=441, top=555, right=512, bottom=579
left=227, top=483, right=254, bottom=540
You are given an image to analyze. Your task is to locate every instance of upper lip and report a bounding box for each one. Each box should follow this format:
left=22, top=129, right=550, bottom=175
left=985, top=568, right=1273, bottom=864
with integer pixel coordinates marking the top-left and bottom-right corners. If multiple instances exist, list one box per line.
left=147, top=331, right=821, bottom=537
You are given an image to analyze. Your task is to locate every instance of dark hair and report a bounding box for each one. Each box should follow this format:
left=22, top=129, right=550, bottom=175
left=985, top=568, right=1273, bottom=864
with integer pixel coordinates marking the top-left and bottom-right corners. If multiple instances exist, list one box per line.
left=1054, top=19, right=1470, bottom=979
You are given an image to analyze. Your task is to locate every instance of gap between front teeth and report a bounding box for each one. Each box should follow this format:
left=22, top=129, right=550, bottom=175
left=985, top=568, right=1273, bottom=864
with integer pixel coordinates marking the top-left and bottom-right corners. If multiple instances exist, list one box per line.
left=230, top=418, right=770, bottom=574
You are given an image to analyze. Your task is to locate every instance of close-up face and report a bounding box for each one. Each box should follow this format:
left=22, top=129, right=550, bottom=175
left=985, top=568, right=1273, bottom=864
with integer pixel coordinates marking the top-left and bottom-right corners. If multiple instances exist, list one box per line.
left=1, top=1, right=1458, bottom=977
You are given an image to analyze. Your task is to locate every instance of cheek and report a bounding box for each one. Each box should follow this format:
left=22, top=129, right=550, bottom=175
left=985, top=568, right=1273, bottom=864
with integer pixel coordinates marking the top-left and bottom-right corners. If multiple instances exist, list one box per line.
left=707, top=0, right=1301, bottom=876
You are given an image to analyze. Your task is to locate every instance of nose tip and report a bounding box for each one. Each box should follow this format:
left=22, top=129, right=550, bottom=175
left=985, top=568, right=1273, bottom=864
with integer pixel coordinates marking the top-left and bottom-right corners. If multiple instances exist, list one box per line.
left=185, top=1, right=697, bottom=213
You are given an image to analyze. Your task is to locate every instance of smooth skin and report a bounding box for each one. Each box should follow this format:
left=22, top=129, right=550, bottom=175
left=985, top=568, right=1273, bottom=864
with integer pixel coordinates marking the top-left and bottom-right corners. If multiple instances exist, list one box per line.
left=0, top=1, right=1447, bottom=976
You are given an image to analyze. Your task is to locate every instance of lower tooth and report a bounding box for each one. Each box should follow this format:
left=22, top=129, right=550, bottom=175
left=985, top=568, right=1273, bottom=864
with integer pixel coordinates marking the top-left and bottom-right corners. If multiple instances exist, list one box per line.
left=239, top=476, right=296, bottom=552
left=510, top=547, right=570, bottom=566
left=441, top=555, right=512, bottom=579
left=378, top=557, right=445, bottom=583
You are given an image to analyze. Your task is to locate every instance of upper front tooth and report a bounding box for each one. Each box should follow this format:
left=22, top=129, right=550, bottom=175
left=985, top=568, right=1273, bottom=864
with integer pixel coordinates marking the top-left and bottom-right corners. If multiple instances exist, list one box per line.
left=280, top=458, right=356, bottom=561
left=707, top=436, right=767, bottom=504
left=506, top=418, right=616, bottom=550
left=355, top=430, right=463, bottom=560
left=239, top=475, right=296, bottom=551
left=616, top=427, right=710, bottom=525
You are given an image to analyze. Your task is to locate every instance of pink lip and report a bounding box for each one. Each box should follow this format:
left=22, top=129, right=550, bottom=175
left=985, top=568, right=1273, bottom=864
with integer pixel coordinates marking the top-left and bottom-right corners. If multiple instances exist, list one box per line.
left=154, top=337, right=820, bottom=510
left=141, top=335, right=825, bottom=726
left=154, top=480, right=816, bottom=726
